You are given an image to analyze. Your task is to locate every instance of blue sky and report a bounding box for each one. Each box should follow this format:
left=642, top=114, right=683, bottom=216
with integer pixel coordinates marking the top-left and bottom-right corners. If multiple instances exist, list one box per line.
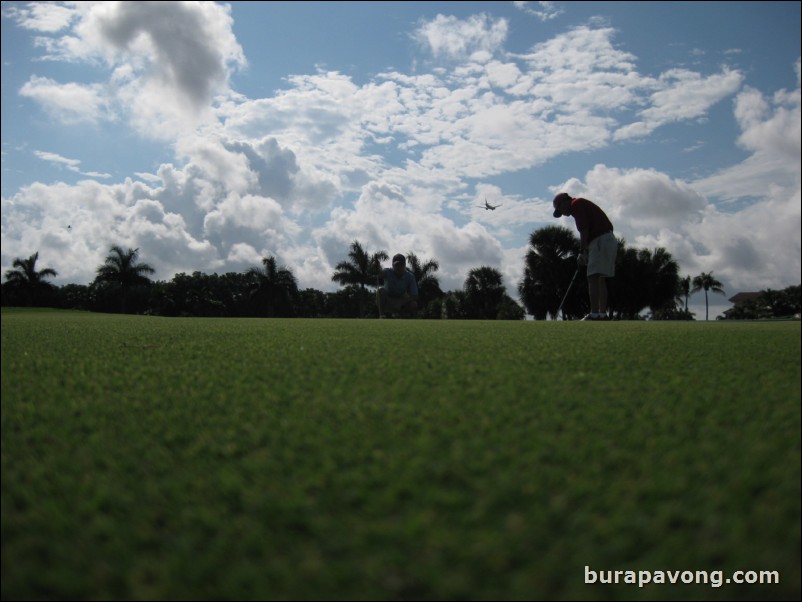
left=2, top=1, right=800, bottom=318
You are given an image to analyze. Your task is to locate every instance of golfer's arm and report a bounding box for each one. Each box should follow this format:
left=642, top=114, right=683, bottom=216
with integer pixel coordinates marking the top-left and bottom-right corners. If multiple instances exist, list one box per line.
left=578, top=229, right=589, bottom=253
left=407, top=275, right=419, bottom=299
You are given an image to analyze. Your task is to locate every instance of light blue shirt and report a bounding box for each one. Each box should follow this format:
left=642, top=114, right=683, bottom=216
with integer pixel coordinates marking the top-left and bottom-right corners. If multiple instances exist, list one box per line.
left=383, top=268, right=418, bottom=299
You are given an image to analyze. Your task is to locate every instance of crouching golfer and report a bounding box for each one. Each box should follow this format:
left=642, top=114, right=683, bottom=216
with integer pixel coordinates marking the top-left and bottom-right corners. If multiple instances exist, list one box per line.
left=552, top=192, right=617, bottom=320
left=377, top=254, right=418, bottom=318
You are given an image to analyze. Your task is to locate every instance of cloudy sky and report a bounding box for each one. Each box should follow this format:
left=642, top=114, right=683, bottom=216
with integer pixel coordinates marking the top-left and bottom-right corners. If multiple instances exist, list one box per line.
left=2, top=1, right=800, bottom=318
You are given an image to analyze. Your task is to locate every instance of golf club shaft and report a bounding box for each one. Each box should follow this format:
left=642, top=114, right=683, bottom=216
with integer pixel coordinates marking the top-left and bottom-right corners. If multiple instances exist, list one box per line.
left=558, top=268, right=580, bottom=316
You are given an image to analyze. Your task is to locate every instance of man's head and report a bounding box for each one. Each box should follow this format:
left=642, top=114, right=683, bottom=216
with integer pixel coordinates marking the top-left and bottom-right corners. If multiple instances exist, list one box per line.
left=552, top=192, right=573, bottom=218
left=392, top=253, right=406, bottom=275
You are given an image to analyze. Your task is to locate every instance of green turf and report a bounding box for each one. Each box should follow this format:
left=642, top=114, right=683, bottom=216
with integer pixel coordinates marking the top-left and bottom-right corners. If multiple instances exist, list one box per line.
left=2, top=309, right=800, bottom=600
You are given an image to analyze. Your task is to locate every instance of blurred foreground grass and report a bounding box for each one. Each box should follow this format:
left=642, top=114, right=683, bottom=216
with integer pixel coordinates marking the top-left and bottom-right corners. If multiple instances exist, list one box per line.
left=2, top=310, right=800, bottom=600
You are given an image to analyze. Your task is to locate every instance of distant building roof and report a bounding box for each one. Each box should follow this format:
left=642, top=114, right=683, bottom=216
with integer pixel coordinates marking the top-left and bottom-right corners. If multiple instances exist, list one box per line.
left=729, top=292, right=761, bottom=304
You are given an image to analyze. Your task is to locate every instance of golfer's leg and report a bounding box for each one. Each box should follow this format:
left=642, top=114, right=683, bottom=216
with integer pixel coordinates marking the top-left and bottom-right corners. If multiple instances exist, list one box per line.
left=401, top=297, right=418, bottom=317
left=598, top=277, right=608, bottom=314
left=588, top=275, right=601, bottom=314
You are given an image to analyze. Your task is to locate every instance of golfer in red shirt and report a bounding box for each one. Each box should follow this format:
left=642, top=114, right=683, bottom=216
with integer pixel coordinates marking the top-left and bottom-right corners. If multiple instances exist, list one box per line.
left=552, top=192, right=617, bottom=320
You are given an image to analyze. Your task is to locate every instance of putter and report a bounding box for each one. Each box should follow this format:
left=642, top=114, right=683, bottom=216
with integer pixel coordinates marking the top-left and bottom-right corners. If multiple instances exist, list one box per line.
left=557, top=267, right=580, bottom=318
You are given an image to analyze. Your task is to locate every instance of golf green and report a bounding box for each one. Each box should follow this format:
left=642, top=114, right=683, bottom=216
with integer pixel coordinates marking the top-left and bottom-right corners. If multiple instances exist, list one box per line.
left=2, top=309, right=800, bottom=600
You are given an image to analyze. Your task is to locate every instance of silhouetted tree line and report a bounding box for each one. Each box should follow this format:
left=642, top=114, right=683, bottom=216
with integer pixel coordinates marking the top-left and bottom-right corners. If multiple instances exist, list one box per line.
left=722, top=286, right=801, bottom=320
left=1, top=244, right=522, bottom=319
left=4, top=229, right=799, bottom=320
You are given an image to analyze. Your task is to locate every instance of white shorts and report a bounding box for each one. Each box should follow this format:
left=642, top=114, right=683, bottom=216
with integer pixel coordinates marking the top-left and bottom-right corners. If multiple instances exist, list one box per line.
left=587, top=231, right=617, bottom=277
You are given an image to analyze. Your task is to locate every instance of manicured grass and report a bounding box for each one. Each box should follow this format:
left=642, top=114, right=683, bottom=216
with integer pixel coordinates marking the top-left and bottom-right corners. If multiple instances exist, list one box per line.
left=2, top=309, right=800, bottom=600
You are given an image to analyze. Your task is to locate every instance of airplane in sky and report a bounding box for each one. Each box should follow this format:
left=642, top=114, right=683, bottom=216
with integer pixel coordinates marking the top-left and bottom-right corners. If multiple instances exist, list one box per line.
left=477, top=198, right=502, bottom=210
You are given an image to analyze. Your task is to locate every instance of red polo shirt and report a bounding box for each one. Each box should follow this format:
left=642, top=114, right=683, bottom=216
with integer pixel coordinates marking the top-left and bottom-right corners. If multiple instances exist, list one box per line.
left=570, top=197, right=614, bottom=244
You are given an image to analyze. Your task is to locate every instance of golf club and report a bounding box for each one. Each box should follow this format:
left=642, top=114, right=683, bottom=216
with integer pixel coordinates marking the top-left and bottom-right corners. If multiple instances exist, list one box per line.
left=557, top=267, right=581, bottom=318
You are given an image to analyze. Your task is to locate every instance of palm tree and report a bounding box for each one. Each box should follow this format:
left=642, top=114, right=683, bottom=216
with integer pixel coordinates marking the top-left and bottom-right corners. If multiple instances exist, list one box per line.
left=3, top=252, right=58, bottom=306
left=246, top=256, right=299, bottom=317
left=677, top=275, right=692, bottom=311
left=692, top=272, right=725, bottom=321
left=331, top=241, right=388, bottom=317
left=612, top=243, right=651, bottom=319
left=405, top=252, right=442, bottom=310
left=94, top=246, right=155, bottom=313
left=518, top=226, right=581, bottom=319
left=464, top=266, right=505, bottom=319
left=644, top=247, right=681, bottom=315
